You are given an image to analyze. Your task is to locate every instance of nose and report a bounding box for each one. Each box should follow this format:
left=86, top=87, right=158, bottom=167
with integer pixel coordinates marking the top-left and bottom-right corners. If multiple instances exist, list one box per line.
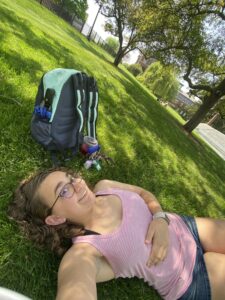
left=72, top=178, right=83, bottom=192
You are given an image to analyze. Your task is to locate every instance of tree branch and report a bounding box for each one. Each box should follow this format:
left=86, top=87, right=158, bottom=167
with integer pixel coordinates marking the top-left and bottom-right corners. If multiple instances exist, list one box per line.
left=183, top=57, right=214, bottom=92
left=189, top=9, right=225, bottom=20
left=215, top=77, right=225, bottom=97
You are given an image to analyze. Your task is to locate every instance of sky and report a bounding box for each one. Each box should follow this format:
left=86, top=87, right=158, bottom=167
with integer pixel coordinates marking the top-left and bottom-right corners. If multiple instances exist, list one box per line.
left=86, top=0, right=139, bottom=63
left=86, top=0, right=111, bottom=40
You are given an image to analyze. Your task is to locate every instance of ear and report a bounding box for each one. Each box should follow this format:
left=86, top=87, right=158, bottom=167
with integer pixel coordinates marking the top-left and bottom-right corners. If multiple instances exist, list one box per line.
left=45, top=215, right=66, bottom=226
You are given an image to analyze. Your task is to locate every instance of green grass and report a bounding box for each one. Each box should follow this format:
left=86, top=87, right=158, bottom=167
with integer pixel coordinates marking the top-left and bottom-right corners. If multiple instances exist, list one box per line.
left=166, top=106, right=186, bottom=125
left=0, top=0, right=225, bottom=299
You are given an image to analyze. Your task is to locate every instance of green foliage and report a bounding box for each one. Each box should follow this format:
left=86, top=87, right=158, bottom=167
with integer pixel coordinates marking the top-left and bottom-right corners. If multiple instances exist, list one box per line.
left=122, top=63, right=130, bottom=69
left=183, top=103, right=201, bottom=121
left=0, top=1, right=225, bottom=300
left=217, top=100, right=225, bottom=118
left=134, top=1, right=225, bottom=131
left=213, top=118, right=225, bottom=134
left=54, top=0, right=88, bottom=21
left=126, top=63, right=143, bottom=77
left=138, top=62, right=179, bottom=101
left=105, top=36, right=119, bottom=53
left=96, top=0, right=142, bottom=65
left=206, top=98, right=225, bottom=134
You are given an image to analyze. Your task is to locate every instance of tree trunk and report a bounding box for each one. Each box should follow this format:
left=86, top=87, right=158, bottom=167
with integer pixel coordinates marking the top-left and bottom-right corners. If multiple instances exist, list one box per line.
left=114, top=48, right=124, bottom=66
left=183, top=93, right=220, bottom=133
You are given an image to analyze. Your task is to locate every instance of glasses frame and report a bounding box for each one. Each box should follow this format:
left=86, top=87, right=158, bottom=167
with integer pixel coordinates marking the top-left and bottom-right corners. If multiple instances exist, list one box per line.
left=48, top=175, right=82, bottom=215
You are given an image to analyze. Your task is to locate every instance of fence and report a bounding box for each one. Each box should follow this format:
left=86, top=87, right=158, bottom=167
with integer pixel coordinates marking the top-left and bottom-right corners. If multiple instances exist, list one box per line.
left=37, top=0, right=116, bottom=57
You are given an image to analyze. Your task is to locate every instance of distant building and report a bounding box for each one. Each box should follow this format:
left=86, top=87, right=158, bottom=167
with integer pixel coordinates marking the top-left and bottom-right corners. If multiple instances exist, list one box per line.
left=170, top=91, right=202, bottom=119
left=135, top=54, right=202, bottom=115
left=176, top=91, right=196, bottom=106
left=177, top=91, right=202, bottom=105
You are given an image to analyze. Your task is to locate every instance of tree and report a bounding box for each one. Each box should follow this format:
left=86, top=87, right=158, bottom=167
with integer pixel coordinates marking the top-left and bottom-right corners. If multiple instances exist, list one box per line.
left=71, top=0, right=88, bottom=21
left=95, top=0, right=142, bottom=66
left=138, top=61, right=180, bottom=101
left=95, top=0, right=225, bottom=132
left=105, top=36, right=119, bottom=54
left=54, top=0, right=88, bottom=21
left=126, top=63, right=143, bottom=76
left=212, top=102, right=225, bottom=133
left=137, top=0, right=225, bottom=133
left=206, top=99, right=225, bottom=133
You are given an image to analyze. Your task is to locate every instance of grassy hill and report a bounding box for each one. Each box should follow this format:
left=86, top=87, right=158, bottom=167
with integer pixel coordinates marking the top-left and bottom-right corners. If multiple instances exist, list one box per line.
left=0, top=0, right=225, bottom=299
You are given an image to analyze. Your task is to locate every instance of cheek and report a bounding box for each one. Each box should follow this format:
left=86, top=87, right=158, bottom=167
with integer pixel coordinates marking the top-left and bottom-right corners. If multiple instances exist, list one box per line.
left=54, top=197, right=77, bottom=217
left=64, top=196, right=79, bottom=210
left=88, top=190, right=96, bottom=202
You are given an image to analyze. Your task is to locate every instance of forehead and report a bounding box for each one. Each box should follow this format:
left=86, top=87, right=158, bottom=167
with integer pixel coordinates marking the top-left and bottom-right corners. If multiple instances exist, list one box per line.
left=38, top=171, right=68, bottom=198
left=45, top=170, right=67, bottom=183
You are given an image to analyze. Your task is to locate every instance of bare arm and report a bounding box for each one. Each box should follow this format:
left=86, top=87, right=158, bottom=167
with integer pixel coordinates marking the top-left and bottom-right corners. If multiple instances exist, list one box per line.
left=93, top=179, right=163, bottom=215
left=56, top=244, right=99, bottom=300
left=93, top=180, right=169, bottom=267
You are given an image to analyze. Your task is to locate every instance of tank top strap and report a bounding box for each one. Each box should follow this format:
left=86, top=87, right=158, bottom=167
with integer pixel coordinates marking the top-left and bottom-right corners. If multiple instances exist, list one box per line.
left=95, top=188, right=123, bottom=197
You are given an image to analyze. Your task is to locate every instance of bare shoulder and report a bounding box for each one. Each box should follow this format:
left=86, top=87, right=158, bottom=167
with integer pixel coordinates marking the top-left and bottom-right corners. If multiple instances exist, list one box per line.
left=93, top=179, right=114, bottom=193
left=93, top=179, right=143, bottom=194
left=60, top=243, right=101, bottom=269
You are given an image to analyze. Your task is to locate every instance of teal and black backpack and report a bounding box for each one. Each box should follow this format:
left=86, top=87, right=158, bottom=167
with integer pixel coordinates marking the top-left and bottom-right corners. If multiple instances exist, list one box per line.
left=31, top=68, right=99, bottom=164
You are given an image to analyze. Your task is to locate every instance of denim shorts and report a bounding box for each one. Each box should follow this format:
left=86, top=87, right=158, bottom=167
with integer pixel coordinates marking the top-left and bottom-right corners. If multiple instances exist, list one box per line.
left=177, top=216, right=211, bottom=300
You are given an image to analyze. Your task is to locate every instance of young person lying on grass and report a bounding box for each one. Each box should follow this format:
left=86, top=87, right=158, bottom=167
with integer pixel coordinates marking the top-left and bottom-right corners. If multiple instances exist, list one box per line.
left=8, top=168, right=225, bottom=300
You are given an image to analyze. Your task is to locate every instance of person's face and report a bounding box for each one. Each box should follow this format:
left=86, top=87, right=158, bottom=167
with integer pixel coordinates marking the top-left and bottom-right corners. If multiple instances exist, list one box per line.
left=37, top=171, right=95, bottom=226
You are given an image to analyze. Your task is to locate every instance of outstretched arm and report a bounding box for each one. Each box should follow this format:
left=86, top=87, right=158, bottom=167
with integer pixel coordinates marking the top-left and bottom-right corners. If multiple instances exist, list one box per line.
left=93, top=180, right=169, bottom=267
left=56, top=244, right=99, bottom=300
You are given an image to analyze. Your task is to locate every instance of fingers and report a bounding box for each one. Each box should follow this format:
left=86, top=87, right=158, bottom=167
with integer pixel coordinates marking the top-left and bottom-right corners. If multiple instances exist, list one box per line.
left=145, top=218, right=167, bottom=244
left=146, top=247, right=167, bottom=268
left=145, top=227, right=154, bottom=244
left=145, top=219, right=170, bottom=267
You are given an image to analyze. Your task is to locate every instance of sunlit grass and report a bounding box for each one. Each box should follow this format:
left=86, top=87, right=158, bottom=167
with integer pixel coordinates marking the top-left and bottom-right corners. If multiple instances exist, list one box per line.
left=166, top=105, right=186, bottom=125
left=0, top=0, right=225, bottom=299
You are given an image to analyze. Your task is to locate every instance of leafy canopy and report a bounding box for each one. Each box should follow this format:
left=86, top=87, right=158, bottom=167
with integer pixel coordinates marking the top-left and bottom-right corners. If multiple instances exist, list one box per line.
left=138, top=62, right=180, bottom=102
left=54, top=0, right=88, bottom=21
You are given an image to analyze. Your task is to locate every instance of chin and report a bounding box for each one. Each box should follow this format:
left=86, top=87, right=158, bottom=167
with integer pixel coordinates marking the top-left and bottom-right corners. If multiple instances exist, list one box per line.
left=88, top=190, right=96, bottom=202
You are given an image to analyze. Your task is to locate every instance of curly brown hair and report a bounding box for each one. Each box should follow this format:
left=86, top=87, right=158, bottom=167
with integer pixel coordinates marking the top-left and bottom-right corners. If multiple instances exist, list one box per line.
left=8, top=167, right=86, bottom=256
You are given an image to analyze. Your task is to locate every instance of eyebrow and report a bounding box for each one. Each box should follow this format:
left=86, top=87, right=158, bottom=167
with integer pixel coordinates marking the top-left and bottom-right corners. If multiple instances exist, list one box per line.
left=54, top=181, right=64, bottom=196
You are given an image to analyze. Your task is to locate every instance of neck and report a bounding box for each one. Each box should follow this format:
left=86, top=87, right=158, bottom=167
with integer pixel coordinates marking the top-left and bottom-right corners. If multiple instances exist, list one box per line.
left=83, top=195, right=106, bottom=231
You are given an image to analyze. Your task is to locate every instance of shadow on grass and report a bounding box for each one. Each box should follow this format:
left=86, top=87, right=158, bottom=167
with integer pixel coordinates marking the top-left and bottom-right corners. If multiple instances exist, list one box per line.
left=0, top=223, right=59, bottom=300
left=0, top=6, right=85, bottom=78
left=96, top=69, right=225, bottom=216
left=1, top=2, right=113, bottom=70
left=1, top=1, right=225, bottom=215
left=1, top=2, right=224, bottom=300
left=64, top=26, right=113, bottom=64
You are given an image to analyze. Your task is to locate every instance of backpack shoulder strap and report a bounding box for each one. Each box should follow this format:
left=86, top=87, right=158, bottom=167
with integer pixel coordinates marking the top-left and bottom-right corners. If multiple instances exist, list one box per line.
left=86, top=76, right=99, bottom=139
left=71, top=72, right=86, bottom=136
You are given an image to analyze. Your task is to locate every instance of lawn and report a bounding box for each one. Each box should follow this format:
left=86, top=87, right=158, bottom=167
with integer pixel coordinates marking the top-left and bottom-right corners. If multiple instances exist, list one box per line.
left=0, top=0, right=225, bottom=299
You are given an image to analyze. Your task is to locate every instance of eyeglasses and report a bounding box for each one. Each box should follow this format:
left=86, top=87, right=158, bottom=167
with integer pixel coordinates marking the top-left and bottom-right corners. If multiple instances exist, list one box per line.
left=48, top=175, right=82, bottom=214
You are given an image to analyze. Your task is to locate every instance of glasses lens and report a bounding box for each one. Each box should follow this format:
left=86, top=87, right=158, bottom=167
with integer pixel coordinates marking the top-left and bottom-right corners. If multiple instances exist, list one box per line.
left=59, top=183, right=74, bottom=198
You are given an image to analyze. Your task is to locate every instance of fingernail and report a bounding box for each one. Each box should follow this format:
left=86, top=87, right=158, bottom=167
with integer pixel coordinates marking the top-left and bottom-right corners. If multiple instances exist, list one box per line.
left=145, top=240, right=150, bottom=244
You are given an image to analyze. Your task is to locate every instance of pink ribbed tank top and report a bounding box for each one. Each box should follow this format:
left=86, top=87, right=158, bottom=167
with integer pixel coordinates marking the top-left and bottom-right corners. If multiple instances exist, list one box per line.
left=72, top=189, right=197, bottom=300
